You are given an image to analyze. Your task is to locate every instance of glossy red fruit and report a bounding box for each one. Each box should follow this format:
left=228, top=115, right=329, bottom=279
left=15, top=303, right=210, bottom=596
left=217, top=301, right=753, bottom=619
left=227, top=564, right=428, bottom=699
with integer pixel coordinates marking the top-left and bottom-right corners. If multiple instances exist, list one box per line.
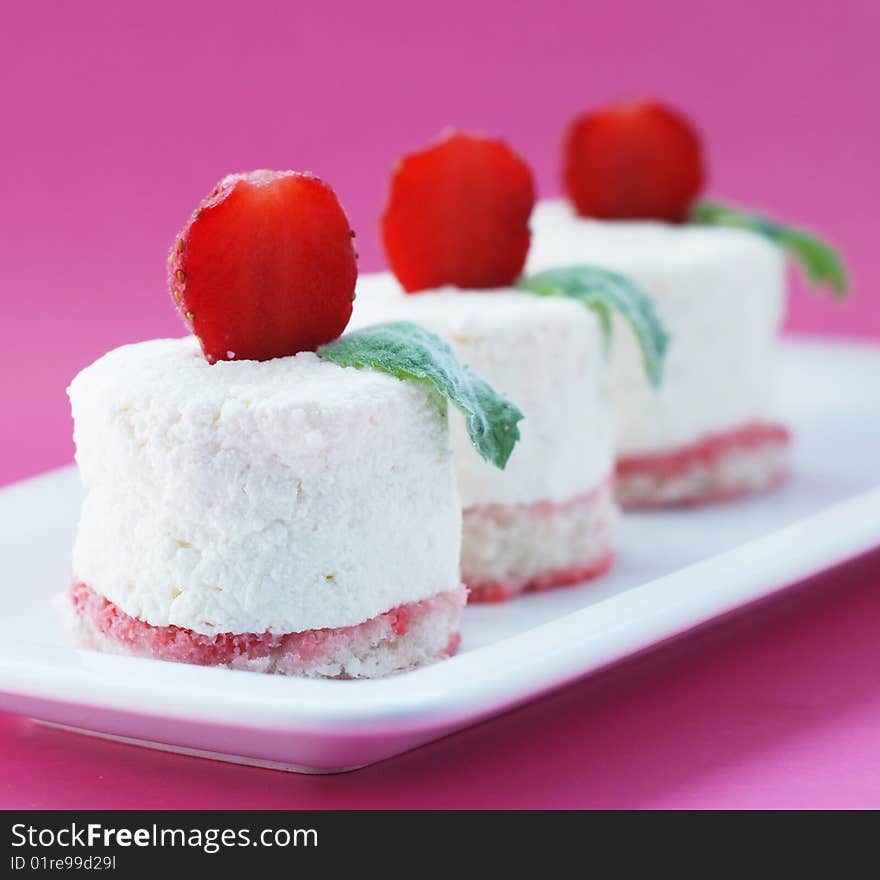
left=169, top=170, right=357, bottom=363
left=563, top=101, right=705, bottom=222
left=381, top=132, right=535, bottom=292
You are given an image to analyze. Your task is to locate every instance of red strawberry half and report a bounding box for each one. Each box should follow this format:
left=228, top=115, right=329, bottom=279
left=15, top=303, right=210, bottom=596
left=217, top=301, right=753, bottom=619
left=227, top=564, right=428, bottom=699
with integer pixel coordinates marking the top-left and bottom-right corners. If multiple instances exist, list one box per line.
left=169, top=170, right=357, bottom=363
left=563, top=101, right=705, bottom=222
left=381, top=132, right=535, bottom=293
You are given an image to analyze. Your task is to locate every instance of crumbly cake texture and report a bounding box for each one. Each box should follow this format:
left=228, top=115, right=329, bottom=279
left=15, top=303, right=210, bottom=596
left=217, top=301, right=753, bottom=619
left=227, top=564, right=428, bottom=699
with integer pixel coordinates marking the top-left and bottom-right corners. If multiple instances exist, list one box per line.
left=527, top=199, right=788, bottom=468
left=463, top=481, right=617, bottom=602
left=351, top=274, right=618, bottom=599
left=67, top=337, right=462, bottom=636
left=351, top=275, right=615, bottom=507
left=616, top=422, right=791, bottom=508
left=70, top=582, right=466, bottom=679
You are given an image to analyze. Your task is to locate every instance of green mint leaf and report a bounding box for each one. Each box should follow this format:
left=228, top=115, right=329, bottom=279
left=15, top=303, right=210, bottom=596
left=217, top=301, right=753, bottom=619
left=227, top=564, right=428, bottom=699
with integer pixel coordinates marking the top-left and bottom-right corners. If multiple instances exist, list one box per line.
left=691, top=200, right=848, bottom=298
left=318, top=321, right=523, bottom=470
left=517, top=266, right=669, bottom=388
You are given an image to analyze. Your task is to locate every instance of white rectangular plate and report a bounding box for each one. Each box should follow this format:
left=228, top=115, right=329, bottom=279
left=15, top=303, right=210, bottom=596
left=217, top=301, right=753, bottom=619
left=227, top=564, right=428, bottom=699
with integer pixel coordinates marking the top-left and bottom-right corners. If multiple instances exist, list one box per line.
left=2, top=338, right=880, bottom=773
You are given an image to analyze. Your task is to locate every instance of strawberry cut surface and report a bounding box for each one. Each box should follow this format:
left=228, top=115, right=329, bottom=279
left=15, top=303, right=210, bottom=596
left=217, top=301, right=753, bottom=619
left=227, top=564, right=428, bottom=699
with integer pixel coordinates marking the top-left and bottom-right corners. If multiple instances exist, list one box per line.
left=169, top=170, right=357, bottom=363
left=563, top=101, right=705, bottom=222
left=381, top=132, right=535, bottom=293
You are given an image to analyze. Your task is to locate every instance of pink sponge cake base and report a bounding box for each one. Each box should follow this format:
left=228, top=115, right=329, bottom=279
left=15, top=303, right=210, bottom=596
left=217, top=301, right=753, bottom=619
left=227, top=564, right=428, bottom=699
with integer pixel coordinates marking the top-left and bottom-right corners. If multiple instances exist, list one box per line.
left=616, top=422, right=791, bottom=509
left=70, top=582, right=466, bottom=679
left=462, top=480, right=616, bottom=603
left=466, top=552, right=614, bottom=604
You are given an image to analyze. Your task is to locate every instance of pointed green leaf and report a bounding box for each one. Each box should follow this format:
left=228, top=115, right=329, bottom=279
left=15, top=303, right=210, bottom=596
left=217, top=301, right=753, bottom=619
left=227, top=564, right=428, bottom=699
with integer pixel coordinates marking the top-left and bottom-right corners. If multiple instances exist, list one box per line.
left=691, top=200, right=848, bottom=298
left=318, top=321, right=523, bottom=470
left=517, top=266, right=669, bottom=388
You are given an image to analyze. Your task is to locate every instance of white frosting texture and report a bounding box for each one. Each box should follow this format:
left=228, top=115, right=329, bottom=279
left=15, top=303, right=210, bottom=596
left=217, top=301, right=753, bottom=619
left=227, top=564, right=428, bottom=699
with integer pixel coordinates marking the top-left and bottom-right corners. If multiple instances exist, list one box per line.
left=527, top=199, right=787, bottom=456
left=351, top=274, right=614, bottom=505
left=69, top=337, right=461, bottom=635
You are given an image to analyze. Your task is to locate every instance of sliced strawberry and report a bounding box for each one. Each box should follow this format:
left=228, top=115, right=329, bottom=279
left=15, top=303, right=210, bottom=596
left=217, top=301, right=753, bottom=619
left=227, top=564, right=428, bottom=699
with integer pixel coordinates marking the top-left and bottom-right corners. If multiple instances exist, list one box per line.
left=563, top=101, right=705, bottom=222
left=381, top=132, right=535, bottom=292
left=169, top=170, right=357, bottom=363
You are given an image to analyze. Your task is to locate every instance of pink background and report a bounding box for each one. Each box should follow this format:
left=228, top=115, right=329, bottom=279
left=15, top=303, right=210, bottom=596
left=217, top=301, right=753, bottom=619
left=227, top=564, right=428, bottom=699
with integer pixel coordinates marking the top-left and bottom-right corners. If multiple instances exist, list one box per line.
left=2, top=0, right=879, bottom=807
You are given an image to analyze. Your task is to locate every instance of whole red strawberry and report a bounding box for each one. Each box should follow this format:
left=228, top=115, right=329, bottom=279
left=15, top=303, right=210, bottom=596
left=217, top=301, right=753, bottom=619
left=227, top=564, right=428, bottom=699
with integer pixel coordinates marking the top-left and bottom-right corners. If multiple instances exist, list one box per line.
left=563, top=101, right=704, bottom=222
left=381, top=132, right=535, bottom=292
left=169, top=170, right=357, bottom=363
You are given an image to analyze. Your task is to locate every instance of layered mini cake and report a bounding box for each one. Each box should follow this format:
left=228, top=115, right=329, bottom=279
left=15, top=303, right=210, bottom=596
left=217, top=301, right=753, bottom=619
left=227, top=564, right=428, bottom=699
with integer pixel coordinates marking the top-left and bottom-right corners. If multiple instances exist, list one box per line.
left=68, top=338, right=466, bottom=677
left=527, top=100, right=845, bottom=506
left=359, top=132, right=664, bottom=600
left=353, top=274, right=616, bottom=601
left=67, top=169, right=520, bottom=676
left=529, top=199, right=788, bottom=506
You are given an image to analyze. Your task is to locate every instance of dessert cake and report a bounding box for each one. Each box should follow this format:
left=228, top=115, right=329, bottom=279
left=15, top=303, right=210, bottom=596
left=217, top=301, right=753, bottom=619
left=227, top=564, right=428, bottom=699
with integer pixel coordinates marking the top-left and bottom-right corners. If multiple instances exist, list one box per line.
left=530, top=199, right=788, bottom=506
left=67, top=170, right=519, bottom=676
left=528, top=101, right=845, bottom=506
left=353, top=275, right=616, bottom=602
left=354, top=132, right=664, bottom=600
left=69, top=338, right=466, bottom=678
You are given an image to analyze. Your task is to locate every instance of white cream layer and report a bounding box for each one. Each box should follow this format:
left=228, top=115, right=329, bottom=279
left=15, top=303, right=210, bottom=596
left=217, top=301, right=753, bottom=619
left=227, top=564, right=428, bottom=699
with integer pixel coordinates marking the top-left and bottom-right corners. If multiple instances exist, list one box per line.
left=527, top=199, right=787, bottom=456
left=351, top=274, right=614, bottom=506
left=69, top=338, right=461, bottom=635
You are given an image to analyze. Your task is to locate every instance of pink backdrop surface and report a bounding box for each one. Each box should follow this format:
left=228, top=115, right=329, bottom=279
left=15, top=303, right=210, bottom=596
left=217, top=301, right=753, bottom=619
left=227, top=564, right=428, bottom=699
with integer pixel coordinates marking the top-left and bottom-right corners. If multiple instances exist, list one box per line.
left=1, top=0, right=878, bottom=808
